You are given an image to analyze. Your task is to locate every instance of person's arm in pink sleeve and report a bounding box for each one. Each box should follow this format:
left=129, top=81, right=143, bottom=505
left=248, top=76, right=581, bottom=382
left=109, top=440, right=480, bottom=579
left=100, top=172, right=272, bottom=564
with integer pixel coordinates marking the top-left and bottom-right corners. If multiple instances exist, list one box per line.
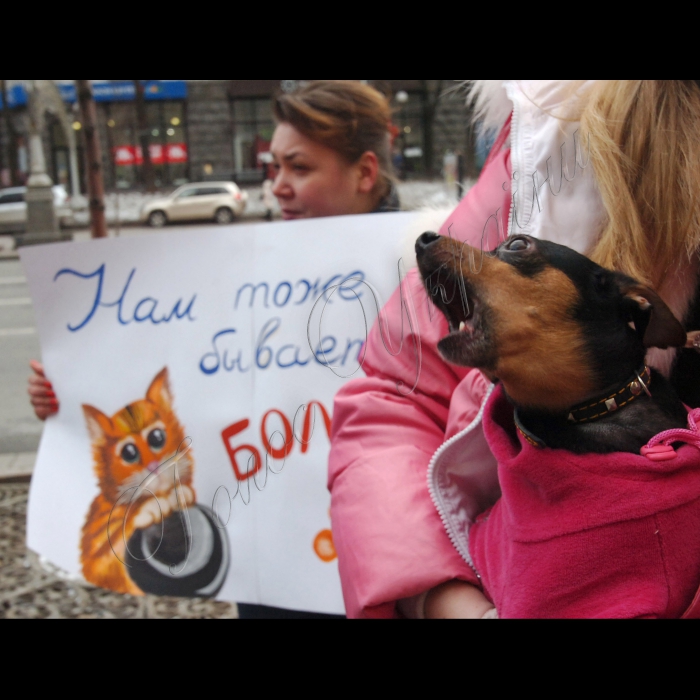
left=329, top=271, right=480, bottom=619
left=329, top=124, right=513, bottom=619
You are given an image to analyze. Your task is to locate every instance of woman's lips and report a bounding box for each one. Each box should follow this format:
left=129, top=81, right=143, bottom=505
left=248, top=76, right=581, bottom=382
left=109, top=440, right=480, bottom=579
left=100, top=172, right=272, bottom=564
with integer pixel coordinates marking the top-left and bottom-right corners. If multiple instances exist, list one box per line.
left=282, top=209, right=304, bottom=220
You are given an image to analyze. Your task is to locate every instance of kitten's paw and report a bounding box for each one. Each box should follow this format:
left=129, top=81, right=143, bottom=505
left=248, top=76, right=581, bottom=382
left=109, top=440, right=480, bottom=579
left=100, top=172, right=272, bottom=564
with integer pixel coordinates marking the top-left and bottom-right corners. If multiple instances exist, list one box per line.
left=133, top=497, right=170, bottom=529
left=169, top=485, right=195, bottom=511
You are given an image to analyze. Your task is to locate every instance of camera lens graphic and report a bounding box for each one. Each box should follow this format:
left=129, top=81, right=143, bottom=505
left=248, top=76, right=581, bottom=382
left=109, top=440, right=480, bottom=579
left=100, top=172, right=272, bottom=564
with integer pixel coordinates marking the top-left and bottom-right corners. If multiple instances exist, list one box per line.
left=126, top=506, right=230, bottom=599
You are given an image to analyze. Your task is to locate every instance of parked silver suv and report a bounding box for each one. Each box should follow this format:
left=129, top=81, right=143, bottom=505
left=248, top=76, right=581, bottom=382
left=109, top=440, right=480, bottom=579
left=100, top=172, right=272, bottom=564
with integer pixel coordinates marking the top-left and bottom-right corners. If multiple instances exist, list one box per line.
left=140, top=182, right=249, bottom=227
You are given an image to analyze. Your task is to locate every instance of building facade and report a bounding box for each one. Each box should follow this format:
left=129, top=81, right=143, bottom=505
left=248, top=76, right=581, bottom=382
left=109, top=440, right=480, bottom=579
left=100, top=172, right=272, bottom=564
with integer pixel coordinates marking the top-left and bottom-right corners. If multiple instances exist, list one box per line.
left=0, top=80, right=476, bottom=192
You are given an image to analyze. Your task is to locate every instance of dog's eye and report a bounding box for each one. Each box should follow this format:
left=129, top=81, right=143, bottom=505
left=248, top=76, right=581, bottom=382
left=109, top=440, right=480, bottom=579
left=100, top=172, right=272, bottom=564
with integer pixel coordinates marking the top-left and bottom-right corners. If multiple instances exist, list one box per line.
left=505, top=237, right=530, bottom=252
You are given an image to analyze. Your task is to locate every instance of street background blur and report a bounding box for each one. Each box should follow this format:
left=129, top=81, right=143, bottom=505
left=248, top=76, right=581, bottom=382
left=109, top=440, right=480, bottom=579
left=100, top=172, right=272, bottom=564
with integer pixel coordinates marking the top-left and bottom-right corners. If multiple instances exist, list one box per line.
left=0, top=79, right=486, bottom=618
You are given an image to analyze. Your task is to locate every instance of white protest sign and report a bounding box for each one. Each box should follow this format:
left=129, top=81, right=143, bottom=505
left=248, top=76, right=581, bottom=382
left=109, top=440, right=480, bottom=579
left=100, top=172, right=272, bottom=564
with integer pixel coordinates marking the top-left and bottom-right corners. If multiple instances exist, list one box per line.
left=21, top=212, right=421, bottom=615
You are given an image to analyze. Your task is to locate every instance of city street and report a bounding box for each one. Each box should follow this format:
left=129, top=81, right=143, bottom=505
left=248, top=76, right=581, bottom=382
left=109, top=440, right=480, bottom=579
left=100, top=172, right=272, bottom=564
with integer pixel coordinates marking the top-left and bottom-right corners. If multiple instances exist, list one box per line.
left=0, top=258, right=41, bottom=456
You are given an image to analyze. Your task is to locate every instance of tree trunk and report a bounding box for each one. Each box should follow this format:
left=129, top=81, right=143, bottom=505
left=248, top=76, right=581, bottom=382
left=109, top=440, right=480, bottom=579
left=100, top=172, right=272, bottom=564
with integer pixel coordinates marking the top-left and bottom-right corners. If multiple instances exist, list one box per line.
left=76, top=80, right=107, bottom=239
left=133, top=80, right=156, bottom=193
left=421, top=80, right=444, bottom=179
left=0, top=80, right=19, bottom=186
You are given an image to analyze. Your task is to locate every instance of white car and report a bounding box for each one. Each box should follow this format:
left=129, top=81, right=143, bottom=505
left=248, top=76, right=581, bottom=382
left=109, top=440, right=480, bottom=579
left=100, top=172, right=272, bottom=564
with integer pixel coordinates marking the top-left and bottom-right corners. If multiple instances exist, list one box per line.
left=0, top=185, right=74, bottom=232
left=141, top=182, right=249, bottom=227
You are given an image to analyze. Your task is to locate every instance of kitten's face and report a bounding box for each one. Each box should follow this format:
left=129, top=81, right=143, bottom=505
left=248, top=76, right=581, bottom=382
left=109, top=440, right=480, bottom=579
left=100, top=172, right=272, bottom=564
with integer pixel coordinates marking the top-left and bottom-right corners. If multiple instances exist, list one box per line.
left=83, top=369, right=191, bottom=503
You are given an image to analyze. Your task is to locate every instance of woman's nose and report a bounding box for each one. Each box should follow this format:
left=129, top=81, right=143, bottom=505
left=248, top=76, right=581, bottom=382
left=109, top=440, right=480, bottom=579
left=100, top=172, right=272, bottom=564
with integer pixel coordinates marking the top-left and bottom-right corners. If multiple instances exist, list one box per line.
left=416, top=232, right=441, bottom=253
left=272, top=173, right=292, bottom=200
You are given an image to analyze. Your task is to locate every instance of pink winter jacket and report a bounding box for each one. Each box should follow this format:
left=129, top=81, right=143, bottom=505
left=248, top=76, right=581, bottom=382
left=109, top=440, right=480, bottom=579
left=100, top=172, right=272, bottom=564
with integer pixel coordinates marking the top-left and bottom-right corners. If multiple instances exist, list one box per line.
left=328, top=127, right=513, bottom=619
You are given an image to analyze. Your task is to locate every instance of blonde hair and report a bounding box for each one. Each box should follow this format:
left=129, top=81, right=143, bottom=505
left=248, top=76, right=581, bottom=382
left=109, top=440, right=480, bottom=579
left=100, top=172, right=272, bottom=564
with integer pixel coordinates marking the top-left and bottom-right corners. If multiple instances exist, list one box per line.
left=580, top=80, right=700, bottom=289
left=274, top=81, right=394, bottom=201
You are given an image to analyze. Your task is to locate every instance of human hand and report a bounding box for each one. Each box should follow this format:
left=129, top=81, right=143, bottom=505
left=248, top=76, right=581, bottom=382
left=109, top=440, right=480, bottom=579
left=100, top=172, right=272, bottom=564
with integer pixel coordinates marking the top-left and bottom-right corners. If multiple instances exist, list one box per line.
left=424, top=580, right=497, bottom=620
left=28, top=361, right=59, bottom=421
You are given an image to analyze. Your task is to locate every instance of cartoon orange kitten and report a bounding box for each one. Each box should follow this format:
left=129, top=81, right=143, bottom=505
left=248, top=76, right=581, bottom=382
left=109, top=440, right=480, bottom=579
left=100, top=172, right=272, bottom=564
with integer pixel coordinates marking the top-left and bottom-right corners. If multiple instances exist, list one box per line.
left=81, top=368, right=196, bottom=596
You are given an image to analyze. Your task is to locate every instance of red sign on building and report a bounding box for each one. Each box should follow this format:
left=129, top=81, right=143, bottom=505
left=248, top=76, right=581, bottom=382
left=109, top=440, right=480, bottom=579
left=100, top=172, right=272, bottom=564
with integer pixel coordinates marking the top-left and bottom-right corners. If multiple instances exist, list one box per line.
left=113, top=144, right=188, bottom=166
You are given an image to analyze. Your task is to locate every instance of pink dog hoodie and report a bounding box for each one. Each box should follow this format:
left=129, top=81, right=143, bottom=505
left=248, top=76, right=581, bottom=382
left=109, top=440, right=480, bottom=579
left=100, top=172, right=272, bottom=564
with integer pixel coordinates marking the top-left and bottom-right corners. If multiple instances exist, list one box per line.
left=469, top=385, right=700, bottom=619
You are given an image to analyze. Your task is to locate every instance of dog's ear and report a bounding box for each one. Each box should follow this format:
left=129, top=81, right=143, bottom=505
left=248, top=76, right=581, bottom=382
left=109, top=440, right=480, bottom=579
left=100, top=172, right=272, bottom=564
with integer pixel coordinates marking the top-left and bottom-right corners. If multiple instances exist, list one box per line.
left=619, top=280, right=686, bottom=349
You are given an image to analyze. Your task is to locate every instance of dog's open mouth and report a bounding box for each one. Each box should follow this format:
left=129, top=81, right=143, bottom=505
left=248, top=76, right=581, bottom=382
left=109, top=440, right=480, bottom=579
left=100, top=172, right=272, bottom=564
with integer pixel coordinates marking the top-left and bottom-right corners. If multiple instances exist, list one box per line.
left=427, top=273, right=479, bottom=338
left=422, top=268, right=494, bottom=370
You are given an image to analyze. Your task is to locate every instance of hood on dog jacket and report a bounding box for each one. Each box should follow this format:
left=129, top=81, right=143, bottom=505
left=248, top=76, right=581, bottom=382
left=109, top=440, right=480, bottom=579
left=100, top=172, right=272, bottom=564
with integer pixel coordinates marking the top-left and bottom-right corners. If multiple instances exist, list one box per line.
left=468, top=385, right=700, bottom=619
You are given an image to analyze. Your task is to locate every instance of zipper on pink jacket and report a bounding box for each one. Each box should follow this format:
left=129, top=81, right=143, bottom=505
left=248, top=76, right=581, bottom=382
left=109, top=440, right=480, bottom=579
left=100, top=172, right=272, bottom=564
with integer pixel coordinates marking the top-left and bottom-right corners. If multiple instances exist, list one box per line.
left=426, top=383, right=496, bottom=579
left=427, top=91, right=515, bottom=582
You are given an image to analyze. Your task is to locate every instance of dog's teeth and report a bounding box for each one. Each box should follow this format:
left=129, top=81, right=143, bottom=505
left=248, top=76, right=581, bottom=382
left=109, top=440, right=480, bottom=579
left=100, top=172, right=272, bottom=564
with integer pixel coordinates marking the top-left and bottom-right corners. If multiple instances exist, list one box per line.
left=459, top=322, right=466, bottom=332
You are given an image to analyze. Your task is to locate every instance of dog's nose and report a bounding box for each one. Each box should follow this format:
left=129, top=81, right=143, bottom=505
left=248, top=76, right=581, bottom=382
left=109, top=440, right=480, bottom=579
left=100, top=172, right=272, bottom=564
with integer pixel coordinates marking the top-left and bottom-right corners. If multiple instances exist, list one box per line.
left=416, top=232, right=441, bottom=254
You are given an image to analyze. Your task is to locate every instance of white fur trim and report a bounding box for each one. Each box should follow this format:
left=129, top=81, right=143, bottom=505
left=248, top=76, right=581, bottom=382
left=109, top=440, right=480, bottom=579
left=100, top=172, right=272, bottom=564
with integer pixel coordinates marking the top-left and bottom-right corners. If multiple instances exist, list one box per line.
left=400, top=205, right=458, bottom=270
left=463, top=80, right=513, bottom=135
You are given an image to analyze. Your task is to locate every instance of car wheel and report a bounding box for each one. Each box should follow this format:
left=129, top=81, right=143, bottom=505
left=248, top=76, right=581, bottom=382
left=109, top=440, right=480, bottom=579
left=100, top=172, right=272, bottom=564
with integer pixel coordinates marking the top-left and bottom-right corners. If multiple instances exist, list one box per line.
left=148, top=211, right=168, bottom=228
left=215, top=207, right=235, bottom=225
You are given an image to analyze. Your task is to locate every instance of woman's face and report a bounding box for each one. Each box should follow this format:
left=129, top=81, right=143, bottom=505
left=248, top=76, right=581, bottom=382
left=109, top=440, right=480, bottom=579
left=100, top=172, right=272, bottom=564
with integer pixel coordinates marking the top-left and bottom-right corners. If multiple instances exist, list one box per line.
left=270, top=123, right=379, bottom=220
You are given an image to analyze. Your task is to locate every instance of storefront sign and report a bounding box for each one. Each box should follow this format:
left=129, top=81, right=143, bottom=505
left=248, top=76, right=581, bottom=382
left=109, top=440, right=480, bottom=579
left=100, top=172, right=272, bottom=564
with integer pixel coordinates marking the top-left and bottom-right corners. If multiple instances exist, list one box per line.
left=0, top=85, right=28, bottom=109
left=21, top=213, right=420, bottom=614
left=2, top=81, right=188, bottom=109
left=113, top=143, right=189, bottom=166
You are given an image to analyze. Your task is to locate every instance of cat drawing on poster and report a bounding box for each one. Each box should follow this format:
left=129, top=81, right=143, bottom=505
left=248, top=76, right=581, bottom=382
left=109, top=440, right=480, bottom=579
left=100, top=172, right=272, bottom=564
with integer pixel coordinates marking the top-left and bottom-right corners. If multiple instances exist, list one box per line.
left=80, top=368, right=196, bottom=596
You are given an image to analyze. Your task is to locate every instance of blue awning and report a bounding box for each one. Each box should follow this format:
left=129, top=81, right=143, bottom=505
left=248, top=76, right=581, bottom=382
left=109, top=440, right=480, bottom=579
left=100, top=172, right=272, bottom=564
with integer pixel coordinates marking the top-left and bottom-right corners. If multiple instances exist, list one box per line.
left=0, top=81, right=188, bottom=109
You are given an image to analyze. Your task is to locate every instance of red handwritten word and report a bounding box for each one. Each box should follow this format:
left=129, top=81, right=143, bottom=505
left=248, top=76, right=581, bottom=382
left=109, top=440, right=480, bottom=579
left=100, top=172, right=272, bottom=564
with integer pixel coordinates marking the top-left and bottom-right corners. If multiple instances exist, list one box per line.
left=221, top=402, right=332, bottom=483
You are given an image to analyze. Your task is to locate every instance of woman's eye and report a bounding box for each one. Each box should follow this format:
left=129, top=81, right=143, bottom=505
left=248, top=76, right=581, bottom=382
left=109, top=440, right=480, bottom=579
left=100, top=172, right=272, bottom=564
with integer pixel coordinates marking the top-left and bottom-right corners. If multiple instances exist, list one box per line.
left=148, top=429, right=166, bottom=451
left=121, top=443, right=140, bottom=464
left=506, top=237, right=530, bottom=252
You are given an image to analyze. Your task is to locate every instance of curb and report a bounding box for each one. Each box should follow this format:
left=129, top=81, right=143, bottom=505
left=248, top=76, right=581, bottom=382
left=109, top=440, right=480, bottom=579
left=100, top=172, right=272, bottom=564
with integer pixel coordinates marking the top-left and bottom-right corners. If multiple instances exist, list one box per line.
left=0, top=475, right=32, bottom=484
left=0, top=453, right=36, bottom=483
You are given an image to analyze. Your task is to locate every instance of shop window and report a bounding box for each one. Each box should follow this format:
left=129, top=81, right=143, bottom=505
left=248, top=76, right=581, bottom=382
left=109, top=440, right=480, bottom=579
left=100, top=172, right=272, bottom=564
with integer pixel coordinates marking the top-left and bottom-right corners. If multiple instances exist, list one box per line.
left=231, top=98, right=274, bottom=184
left=394, top=93, right=426, bottom=179
left=106, top=101, right=188, bottom=190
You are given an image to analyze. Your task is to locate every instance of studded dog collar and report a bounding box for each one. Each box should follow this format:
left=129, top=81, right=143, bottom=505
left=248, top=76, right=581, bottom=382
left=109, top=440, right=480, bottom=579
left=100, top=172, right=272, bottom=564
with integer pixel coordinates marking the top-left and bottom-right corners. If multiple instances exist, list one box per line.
left=514, top=366, right=652, bottom=449
left=566, top=366, right=652, bottom=425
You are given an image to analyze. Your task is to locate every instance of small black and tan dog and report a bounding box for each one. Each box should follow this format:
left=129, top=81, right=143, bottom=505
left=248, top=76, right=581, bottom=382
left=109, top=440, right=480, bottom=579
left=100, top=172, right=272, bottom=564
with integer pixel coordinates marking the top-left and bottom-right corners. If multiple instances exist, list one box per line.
left=416, top=232, right=690, bottom=455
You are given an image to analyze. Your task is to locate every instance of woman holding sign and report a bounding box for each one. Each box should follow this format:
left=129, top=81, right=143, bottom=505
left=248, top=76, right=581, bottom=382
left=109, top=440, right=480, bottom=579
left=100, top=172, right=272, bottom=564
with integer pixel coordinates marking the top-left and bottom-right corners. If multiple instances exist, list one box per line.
left=28, top=80, right=401, bottom=618
left=29, top=80, right=399, bottom=420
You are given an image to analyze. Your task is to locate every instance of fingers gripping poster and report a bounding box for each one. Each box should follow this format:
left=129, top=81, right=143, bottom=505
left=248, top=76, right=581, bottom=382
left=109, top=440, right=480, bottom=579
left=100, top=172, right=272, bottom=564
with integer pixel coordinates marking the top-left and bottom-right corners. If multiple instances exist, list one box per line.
left=21, top=212, right=421, bottom=615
